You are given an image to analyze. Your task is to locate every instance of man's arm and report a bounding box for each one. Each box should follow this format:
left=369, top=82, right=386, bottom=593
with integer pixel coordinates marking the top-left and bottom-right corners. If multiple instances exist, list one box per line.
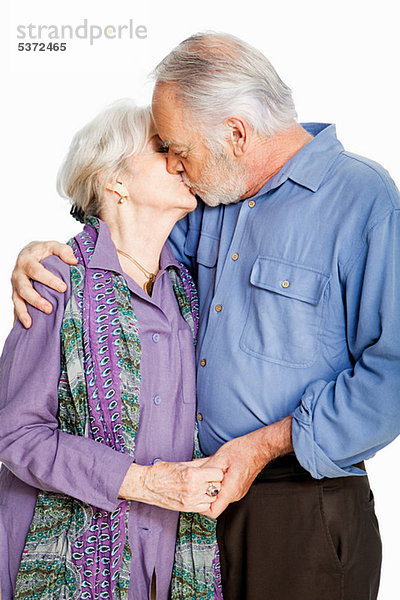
left=291, top=208, right=400, bottom=479
left=201, top=416, right=293, bottom=518
left=11, top=203, right=206, bottom=329
left=11, top=240, right=78, bottom=328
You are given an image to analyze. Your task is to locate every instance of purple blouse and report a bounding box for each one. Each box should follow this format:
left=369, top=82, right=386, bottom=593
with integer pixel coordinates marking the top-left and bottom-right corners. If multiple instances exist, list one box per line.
left=0, top=220, right=197, bottom=600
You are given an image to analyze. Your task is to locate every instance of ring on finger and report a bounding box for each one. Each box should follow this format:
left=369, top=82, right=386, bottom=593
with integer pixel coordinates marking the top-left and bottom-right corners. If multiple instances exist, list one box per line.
left=206, top=483, right=219, bottom=497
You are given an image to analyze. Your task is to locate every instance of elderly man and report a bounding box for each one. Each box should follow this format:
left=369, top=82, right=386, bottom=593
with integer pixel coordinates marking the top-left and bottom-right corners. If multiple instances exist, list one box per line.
left=10, top=33, right=400, bottom=600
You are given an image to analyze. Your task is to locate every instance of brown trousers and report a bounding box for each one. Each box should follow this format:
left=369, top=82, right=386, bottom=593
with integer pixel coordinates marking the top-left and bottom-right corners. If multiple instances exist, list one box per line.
left=216, top=455, right=382, bottom=600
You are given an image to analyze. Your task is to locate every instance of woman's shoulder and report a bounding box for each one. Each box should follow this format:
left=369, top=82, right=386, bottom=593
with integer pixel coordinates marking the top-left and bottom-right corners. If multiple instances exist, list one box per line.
left=33, top=255, right=73, bottom=308
left=41, top=254, right=72, bottom=280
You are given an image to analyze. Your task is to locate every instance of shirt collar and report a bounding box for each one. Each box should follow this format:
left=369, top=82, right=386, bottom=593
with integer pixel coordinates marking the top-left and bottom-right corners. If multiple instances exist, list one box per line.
left=87, top=218, right=181, bottom=273
left=252, top=123, right=344, bottom=199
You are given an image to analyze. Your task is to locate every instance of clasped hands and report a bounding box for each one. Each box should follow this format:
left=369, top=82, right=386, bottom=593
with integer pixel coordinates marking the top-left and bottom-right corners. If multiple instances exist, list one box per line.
left=119, top=417, right=293, bottom=519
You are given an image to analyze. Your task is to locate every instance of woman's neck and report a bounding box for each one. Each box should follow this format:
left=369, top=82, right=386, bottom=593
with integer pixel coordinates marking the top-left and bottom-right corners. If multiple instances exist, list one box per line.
left=100, top=204, right=181, bottom=291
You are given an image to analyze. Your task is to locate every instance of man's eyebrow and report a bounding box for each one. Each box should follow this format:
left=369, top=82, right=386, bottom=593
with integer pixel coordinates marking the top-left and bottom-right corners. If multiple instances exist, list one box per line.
left=163, top=139, right=190, bottom=151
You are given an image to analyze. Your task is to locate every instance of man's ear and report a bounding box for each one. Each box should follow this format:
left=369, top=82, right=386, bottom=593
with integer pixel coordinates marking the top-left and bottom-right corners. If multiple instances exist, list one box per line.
left=225, top=117, right=248, bottom=157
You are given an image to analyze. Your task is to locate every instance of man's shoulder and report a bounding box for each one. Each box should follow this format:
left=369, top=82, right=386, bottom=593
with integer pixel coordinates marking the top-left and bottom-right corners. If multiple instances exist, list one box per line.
left=334, top=150, right=400, bottom=211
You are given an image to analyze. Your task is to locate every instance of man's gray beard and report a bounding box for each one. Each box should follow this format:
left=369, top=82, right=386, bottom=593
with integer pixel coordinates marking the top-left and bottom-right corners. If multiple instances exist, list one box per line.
left=182, top=153, right=248, bottom=207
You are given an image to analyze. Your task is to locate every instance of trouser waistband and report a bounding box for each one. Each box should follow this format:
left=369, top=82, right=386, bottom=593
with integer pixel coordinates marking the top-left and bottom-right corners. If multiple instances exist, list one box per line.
left=255, top=453, right=365, bottom=481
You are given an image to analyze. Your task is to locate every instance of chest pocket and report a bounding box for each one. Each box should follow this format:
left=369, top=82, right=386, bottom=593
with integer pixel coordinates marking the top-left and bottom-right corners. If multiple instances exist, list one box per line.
left=196, top=234, right=219, bottom=268
left=240, top=257, right=330, bottom=368
left=183, top=229, right=219, bottom=269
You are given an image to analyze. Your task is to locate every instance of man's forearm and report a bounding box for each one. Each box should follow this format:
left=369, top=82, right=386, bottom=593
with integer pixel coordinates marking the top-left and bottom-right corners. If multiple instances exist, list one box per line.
left=199, top=416, right=294, bottom=519
left=253, top=415, right=294, bottom=466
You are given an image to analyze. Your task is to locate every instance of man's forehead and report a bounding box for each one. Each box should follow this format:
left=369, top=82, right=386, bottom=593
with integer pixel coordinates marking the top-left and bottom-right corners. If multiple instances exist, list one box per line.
left=152, top=83, right=200, bottom=149
left=152, top=81, right=179, bottom=104
left=152, top=84, right=190, bottom=124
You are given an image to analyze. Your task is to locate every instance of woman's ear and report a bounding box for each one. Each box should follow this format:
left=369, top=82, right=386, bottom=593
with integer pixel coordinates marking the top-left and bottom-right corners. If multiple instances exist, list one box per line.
left=105, top=179, right=129, bottom=199
left=225, top=117, right=248, bottom=157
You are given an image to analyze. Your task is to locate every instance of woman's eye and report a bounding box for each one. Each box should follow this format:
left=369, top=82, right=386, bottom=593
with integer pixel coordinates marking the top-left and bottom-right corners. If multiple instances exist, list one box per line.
left=156, top=146, right=169, bottom=154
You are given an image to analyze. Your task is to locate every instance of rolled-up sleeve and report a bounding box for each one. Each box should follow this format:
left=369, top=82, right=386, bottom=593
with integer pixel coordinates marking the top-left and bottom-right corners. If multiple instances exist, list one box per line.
left=292, top=208, right=400, bottom=478
left=0, top=256, right=133, bottom=511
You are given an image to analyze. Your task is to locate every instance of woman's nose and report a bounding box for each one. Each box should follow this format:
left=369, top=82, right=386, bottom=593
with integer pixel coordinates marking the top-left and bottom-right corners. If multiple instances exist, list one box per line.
left=166, top=153, right=184, bottom=174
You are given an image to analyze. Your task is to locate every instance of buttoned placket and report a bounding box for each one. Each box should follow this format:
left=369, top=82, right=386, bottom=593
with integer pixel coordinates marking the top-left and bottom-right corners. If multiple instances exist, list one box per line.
left=198, top=192, right=270, bottom=360
left=196, top=179, right=295, bottom=430
left=196, top=197, right=265, bottom=427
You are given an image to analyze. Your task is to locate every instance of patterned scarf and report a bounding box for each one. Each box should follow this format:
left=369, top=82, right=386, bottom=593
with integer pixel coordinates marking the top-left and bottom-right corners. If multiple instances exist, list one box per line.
left=14, top=217, right=222, bottom=600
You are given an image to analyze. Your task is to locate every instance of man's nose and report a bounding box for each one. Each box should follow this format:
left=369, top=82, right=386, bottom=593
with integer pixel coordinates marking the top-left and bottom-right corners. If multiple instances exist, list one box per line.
left=166, top=153, right=184, bottom=174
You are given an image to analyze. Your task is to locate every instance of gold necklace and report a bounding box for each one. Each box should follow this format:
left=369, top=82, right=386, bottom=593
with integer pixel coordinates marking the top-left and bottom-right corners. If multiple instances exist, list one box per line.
left=116, top=248, right=157, bottom=295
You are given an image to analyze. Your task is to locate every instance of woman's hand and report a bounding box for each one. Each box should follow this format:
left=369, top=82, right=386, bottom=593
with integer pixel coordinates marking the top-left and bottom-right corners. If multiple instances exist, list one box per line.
left=11, top=240, right=78, bottom=328
left=118, top=458, right=225, bottom=513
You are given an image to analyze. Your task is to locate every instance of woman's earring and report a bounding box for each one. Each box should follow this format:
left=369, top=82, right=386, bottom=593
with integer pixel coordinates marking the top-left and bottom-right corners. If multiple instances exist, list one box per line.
left=114, top=180, right=128, bottom=204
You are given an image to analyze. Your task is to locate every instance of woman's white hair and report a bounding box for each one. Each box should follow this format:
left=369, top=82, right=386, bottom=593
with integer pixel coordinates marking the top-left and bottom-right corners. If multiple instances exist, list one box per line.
left=57, top=99, right=153, bottom=221
left=153, top=32, right=297, bottom=143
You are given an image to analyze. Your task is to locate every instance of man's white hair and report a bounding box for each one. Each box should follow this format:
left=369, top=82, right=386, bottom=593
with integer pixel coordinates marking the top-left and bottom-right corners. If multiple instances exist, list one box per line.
left=57, top=99, right=153, bottom=220
left=152, top=32, right=297, bottom=142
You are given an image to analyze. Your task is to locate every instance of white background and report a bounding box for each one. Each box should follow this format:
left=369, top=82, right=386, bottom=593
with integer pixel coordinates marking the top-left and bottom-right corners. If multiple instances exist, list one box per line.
left=2, top=1, right=399, bottom=597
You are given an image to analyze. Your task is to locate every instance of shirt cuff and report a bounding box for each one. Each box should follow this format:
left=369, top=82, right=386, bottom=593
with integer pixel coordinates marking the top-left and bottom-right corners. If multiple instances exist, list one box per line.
left=92, top=444, right=134, bottom=511
left=291, top=391, right=367, bottom=479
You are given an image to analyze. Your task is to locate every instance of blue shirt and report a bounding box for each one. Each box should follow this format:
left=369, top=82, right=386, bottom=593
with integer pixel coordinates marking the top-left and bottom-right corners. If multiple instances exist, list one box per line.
left=168, top=122, right=400, bottom=479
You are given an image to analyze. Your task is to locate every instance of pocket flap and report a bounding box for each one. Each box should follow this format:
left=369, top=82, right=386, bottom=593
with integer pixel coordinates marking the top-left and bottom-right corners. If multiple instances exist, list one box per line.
left=184, top=228, right=200, bottom=257
left=250, top=257, right=330, bottom=305
left=196, top=235, right=219, bottom=268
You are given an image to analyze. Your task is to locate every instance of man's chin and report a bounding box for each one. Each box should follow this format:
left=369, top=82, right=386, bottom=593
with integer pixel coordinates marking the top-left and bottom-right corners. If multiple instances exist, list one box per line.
left=191, top=189, right=239, bottom=207
left=200, top=194, right=242, bottom=207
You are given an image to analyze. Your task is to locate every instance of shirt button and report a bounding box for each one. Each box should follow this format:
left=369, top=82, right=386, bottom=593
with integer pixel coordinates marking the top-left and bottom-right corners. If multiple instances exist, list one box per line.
left=281, top=280, right=290, bottom=288
left=152, top=333, right=160, bottom=343
left=248, top=200, right=256, bottom=208
left=197, top=413, right=203, bottom=421
left=232, top=253, right=239, bottom=261
left=153, top=395, right=162, bottom=405
left=215, top=304, right=222, bottom=312
left=200, top=359, right=207, bottom=367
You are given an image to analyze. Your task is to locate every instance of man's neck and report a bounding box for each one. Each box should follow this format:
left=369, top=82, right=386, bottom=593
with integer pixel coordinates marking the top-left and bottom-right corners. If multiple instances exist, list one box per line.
left=241, top=124, right=314, bottom=199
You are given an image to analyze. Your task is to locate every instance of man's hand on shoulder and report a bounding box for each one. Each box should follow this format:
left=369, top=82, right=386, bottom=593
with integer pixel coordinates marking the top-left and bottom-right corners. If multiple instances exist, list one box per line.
left=11, top=240, right=78, bottom=329
left=200, top=415, right=294, bottom=519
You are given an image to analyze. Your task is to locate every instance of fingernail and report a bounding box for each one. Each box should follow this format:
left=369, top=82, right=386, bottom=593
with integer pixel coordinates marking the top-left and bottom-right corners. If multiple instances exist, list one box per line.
left=41, top=302, right=52, bottom=313
left=57, top=283, right=67, bottom=292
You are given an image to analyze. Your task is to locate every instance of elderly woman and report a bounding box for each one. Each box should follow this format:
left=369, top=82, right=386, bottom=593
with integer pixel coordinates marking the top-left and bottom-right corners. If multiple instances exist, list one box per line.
left=0, top=100, right=224, bottom=600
